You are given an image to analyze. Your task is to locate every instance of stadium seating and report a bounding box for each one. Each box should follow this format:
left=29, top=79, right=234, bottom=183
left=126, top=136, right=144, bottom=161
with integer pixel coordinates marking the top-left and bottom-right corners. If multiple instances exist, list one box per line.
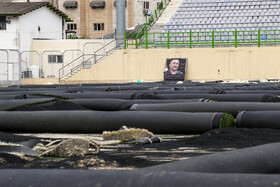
left=152, top=0, right=280, bottom=47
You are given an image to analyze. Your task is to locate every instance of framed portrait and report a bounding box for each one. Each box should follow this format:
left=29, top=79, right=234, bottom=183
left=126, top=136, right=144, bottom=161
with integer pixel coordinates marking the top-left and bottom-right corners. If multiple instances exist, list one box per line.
left=164, top=58, right=187, bottom=81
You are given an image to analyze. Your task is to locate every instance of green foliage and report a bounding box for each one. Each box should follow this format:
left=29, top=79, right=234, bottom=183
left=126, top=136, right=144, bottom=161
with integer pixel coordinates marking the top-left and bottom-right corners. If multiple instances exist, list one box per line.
left=219, top=113, right=237, bottom=128
left=67, top=34, right=79, bottom=39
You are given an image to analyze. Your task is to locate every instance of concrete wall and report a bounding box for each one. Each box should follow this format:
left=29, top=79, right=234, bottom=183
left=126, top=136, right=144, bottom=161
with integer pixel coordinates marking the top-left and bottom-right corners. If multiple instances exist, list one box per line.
left=31, top=39, right=115, bottom=78
left=22, top=46, right=280, bottom=85
left=62, top=47, right=280, bottom=84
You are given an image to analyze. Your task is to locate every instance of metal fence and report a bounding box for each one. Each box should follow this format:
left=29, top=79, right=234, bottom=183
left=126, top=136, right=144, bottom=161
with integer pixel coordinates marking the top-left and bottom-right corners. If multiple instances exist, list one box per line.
left=0, top=41, right=115, bottom=85
left=0, top=49, right=20, bottom=85
left=125, top=28, right=280, bottom=49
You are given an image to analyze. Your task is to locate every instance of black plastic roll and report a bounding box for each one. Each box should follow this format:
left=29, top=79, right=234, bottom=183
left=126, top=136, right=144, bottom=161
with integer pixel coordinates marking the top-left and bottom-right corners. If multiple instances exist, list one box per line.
left=129, top=98, right=209, bottom=103
left=131, top=102, right=280, bottom=116
left=68, top=98, right=209, bottom=111
left=140, top=93, right=280, bottom=102
left=0, top=111, right=229, bottom=133
left=68, top=99, right=134, bottom=111
left=12, top=92, right=134, bottom=100
left=129, top=89, right=280, bottom=95
left=237, top=111, right=280, bottom=130
left=222, top=90, right=280, bottom=94
left=0, top=94, right=29, bottom=100
left=0, top=88, right=29, bottom=92
left=143, top=142, right=280, bottom=174
left=0, top=169, right=279, bottom=187
left=0, top=98, right=56, bottom=111
left=18, top=85, right=60, bottom=88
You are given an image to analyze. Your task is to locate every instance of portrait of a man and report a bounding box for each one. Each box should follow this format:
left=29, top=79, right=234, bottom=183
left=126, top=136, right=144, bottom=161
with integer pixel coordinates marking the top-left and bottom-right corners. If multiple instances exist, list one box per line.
left=164, top=59, right=183, bottom=75
left=164, top=58, right=187, bottom=81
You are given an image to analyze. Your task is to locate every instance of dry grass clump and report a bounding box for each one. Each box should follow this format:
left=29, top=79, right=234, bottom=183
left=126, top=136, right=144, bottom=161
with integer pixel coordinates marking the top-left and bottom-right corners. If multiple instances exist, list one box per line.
left=103, top=126, right=154, bottom=142
left=33, top=138, right=100, bottom=157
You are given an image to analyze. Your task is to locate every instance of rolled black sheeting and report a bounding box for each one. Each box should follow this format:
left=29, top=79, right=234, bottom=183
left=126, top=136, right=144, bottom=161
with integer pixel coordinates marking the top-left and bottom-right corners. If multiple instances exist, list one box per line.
left=130, top=98, right=208, bottom=103
left=143, top=142, right=280, bottom=174
left=27, top=92, right=134, bottom=99
left=68, top=98, right=208, bottom=111
left=68, top=99, right=134, bottom=111
left=0, top=111, right=221, bottom=133
left=121, top=89, right=280, bottom=95
left=0, top=170, right=279, bottom=187
left=0, top=88, right=29, bottom=92
left=237, top=111, right=280, bottom=130
left=131, top=102, right=280, bottom=116
left=140, top=93, right=279, bottom=102
left=0, top=94, right=28, bottom=100
left=221, top=90, right=280, bottom=94
left=0, top=98, right=55, bottom=111
left=14, top=100, right=90, bottom=111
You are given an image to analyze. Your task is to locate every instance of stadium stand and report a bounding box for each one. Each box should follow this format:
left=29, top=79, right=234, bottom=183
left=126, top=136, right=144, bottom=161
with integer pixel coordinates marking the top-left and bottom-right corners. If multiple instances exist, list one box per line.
left=132, top=0, right=280, bottom=48
left=168, top=0, right=280, bottom=31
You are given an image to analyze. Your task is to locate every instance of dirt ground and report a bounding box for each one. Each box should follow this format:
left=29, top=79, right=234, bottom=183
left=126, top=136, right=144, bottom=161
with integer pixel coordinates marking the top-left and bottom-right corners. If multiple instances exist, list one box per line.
left=1, top=127, right=280, bottom=170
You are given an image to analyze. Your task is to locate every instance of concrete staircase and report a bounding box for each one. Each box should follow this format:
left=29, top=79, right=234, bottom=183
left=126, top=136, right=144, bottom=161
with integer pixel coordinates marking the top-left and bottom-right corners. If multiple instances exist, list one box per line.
left=59, top=40, right=117, bottom=82
left=149, top=0, right=184, bottom=33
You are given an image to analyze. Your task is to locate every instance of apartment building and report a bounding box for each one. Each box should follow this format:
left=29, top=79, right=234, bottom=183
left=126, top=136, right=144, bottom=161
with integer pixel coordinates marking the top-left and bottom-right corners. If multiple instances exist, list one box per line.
left=2, top=0, right=162, bottom=38
left=59, top=0, right=162, bottom=38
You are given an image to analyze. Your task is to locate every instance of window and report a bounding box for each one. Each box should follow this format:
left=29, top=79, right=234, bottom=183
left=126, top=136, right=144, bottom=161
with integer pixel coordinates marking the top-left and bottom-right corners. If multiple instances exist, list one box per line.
left=63, top=1, right=78, bottom=9
left=90, top=1, right=105, bottom=9
left=93, top=23, right=104, bottom=31
left=0, top=16, right=6, bottom=30
left=48, top=55, right=63, bottom=63
left=143, top=1, right=149, bottom=9
left=67, top=23, right=77, bottom=31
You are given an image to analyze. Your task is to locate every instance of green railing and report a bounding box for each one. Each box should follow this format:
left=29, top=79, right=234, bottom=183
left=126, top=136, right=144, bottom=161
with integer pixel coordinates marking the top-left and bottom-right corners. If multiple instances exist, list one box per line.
left=136, top=0, right=171, bottom=40
left=125, top=29, right=280, bottom=49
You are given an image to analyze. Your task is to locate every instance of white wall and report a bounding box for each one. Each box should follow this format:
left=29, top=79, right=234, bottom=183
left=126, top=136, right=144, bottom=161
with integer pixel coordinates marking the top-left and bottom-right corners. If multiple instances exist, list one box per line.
left=19, top=6, right=64, bottom=52
left=0, top=6, right=64, bottom=51
left=0, top=16, right=19, bottom=49
left=0, top=6, right=65, bottom=82
left=19, top=7, right=64, bottom=73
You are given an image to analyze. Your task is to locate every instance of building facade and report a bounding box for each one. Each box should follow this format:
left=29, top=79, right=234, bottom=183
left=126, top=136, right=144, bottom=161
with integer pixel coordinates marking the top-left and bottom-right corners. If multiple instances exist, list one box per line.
left=0, top=2, right=69, bottom=83
left=2, top=0, right=162, bottom=39
left=58, top=0, right=162, bottom=39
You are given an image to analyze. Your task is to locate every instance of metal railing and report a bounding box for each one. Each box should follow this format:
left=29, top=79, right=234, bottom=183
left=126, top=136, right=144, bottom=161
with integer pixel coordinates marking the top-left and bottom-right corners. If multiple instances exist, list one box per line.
left=59, top=39, right=117, bottom=81
left=137, top=0, right=171, bottom=39
left=125, top=28, right=280, bottom=49
left=0, top=49, right=20, bottom=85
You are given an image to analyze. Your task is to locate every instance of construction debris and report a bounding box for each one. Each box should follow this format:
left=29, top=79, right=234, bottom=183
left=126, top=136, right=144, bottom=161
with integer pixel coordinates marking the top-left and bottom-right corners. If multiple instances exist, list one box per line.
left=33, top=138, right=100, bottom=157
left=103, top=126, right=162, bottom=144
